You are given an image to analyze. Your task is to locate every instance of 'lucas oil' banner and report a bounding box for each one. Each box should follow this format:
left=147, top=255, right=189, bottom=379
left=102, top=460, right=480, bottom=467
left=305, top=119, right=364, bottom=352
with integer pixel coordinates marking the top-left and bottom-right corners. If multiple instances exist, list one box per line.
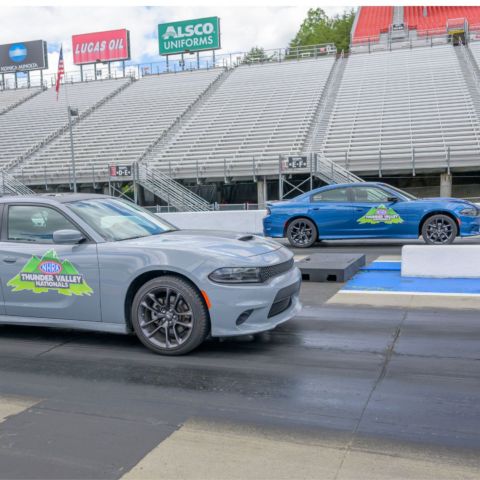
left=72, top=29, right=130, bottom=65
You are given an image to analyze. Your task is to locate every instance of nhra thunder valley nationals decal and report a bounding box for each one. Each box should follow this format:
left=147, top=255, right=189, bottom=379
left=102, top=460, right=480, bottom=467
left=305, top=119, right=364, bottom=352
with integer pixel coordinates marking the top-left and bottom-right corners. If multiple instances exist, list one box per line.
left=357, top=204, right=404, bottom=225
left=7, top=249, right=93, bottom=296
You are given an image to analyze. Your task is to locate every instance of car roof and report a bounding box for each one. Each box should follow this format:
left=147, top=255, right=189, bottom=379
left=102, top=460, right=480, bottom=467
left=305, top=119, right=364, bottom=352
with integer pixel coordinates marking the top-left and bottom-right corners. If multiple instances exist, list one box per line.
left=0, top=193, right=112, bottom=205
left=296, top=182, right=387, bottom=197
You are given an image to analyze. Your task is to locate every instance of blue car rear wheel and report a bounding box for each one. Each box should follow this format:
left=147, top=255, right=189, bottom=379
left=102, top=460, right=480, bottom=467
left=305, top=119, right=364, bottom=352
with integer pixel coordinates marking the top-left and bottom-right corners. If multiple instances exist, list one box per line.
left=287, top=218, right=318, bottom=248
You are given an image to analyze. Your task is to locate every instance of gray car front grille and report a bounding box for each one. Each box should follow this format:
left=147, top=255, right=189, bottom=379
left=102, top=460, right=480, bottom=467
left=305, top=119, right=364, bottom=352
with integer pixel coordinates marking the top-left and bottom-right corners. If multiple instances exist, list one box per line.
left=260, top=258, right=294, bottom=282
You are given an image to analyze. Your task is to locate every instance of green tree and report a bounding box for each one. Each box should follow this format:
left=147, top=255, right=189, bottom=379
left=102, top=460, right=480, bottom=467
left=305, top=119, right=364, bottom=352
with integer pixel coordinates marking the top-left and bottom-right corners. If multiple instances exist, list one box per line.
left=290, top=8, right=356, bottom=54
left=242, top=46, right=273, bottom=64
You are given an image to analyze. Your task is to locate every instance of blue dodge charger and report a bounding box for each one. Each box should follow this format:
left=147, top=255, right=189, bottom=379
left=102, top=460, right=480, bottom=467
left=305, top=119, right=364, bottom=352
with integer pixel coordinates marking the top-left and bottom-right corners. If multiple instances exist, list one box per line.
left=263, top=182, right=480, bottom=248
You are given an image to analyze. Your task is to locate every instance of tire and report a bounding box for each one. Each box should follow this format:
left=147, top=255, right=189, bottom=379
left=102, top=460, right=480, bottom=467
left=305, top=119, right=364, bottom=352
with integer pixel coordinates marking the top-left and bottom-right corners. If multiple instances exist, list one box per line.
left=422, top=214, right=457, bottom=245
left=286, top=218, right=318, bottom=248
left=131, top=275, right=209, bottom=355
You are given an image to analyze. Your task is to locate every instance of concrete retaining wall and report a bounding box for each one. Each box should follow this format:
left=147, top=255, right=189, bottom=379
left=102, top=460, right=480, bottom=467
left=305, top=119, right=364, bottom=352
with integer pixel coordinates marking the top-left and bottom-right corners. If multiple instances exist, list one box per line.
left=402, top=245, right=480, bottom=278
left=158, top=210, right=268, bottom=234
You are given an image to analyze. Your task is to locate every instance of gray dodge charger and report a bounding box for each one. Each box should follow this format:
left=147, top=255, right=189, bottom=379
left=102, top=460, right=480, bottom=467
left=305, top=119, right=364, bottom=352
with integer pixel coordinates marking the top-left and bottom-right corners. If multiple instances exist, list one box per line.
left=0, top=194, right=301, bottom=355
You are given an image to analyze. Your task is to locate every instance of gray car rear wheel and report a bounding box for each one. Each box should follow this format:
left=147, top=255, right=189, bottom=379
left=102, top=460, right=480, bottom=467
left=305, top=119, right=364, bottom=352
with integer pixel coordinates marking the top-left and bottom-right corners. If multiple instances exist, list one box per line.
left=286, top=218, right=318, bottom=248
left=132, top=276, right=209, bottom=355
left=422, top=214, right=457, bottom=245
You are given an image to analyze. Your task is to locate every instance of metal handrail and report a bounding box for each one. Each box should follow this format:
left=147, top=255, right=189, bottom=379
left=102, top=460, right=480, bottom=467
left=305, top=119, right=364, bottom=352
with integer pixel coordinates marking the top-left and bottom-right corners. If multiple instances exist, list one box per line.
left=0, top=171, right=34, bottom=196
left=136, top=164, right=211, bottom=212
left=1, top=44, right=336, bottom=91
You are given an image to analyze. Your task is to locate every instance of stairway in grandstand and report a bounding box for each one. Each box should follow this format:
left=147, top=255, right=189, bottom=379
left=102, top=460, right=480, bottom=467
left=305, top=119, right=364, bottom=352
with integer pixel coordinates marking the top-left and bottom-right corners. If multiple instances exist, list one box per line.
left=139, top=67, right=234, bottom=167
left=0, top=171, right=34, bottom=196
left=320, top=44, right=480, bottom=174
left=147, top=56, right=337, bottom=179
left=136, top=164, right=211, bottom=211
left=9, top=69, right=223, bottom=188
left=454, top=43, right=480, bottom=122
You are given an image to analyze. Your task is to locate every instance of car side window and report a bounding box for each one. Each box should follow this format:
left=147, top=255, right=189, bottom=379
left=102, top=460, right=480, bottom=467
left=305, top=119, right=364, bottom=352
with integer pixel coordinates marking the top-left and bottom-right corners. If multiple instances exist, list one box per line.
left=8, top=205, right=76, bottom=244
left=351, top=187, right=392, bottom=203
left=311, top=188, right=350, bottom=203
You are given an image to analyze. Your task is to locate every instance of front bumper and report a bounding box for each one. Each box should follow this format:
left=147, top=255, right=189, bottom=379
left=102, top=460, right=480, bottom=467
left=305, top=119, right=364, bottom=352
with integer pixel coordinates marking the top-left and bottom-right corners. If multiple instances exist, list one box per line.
left=206, top=266, right=302, bottom=337
left=459, top=215, right=480, bottom=237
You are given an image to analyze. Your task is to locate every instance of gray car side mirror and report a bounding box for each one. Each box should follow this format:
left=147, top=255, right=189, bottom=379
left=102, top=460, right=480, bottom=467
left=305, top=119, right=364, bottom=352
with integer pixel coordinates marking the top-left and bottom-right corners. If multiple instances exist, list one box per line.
left=53, top=229, right=85, bottom=244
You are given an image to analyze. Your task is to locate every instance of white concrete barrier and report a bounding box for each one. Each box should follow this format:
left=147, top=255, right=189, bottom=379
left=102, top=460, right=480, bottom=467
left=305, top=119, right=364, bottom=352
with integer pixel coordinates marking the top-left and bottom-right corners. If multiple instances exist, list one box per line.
left=401, top=245, right=480, bottom=278
left=158, top=210, right=268, bottom=234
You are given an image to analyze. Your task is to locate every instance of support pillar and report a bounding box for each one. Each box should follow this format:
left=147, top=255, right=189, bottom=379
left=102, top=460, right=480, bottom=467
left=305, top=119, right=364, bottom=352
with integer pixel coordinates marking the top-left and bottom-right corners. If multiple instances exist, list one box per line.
left=257, top=177, right=267, bottom=208
left=440, top=172, right=452, bottom=198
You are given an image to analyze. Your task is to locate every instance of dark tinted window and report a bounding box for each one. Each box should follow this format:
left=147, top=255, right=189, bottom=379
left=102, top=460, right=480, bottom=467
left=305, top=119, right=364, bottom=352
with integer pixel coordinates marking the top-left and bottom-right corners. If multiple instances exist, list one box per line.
left=351, top=187, right=391, bottom=203
left=311, top=188, right=350, bottom=202
left=8, top=205, right=75, bottom=243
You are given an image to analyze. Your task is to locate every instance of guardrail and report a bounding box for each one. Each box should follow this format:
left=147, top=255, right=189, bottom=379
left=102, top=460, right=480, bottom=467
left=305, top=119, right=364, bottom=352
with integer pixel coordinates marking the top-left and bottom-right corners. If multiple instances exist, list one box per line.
left=0, top=43, right=337, bottom=91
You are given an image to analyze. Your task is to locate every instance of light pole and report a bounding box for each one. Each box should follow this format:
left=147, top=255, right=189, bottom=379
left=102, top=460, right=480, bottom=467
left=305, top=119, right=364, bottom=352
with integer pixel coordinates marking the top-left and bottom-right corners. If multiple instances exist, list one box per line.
left=68, top=106, right=79, bottom=192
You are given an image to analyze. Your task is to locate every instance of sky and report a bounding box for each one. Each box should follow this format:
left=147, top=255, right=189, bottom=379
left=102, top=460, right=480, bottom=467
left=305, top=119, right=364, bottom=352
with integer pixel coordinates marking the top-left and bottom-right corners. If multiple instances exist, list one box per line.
left=0, top=6, right=352, bottom=83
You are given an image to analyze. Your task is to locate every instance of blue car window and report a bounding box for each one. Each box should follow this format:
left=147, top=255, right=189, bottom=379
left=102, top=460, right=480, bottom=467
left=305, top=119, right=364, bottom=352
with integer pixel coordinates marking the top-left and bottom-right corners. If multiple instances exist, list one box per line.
left=351, top=187, right=391, bottom=203
left=311, top=188, right=350, bottom=202
left=8, top=205, right=76, bottom=244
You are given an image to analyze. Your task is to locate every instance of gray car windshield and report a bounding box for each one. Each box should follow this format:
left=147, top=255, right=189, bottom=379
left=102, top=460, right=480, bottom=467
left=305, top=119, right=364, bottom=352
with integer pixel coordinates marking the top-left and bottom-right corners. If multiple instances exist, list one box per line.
left=68, top=198, right=176, bottom=241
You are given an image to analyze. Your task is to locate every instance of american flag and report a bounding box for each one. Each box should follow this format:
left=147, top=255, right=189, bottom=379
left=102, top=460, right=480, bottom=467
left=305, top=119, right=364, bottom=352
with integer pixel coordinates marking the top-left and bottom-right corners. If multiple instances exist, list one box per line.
left=55, top=45, right=64, bottom=100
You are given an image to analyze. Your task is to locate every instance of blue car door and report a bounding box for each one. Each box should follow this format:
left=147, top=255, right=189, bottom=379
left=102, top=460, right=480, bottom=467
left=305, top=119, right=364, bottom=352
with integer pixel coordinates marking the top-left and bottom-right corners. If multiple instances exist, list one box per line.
left=0, top=203, right=101, bottom=322
left=307, top=186, right=354, bottom=237
left=348, top=186, right=416, bottom=237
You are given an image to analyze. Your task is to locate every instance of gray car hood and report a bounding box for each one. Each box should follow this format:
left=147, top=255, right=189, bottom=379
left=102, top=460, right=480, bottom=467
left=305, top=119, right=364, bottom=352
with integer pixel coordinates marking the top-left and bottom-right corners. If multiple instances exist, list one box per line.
left=121, top=230, right=283, bottom=258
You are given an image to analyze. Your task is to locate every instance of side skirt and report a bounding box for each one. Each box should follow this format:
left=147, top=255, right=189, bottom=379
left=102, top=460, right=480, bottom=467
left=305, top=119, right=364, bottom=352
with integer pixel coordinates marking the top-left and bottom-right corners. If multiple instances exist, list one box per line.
left=0, top=315, right=129, bottom=335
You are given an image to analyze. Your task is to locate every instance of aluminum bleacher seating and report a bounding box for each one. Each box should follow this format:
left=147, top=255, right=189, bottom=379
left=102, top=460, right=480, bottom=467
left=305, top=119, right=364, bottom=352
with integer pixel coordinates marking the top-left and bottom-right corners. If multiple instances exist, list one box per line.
left=0, top=79, right=131, bottom=172
left=13, top=70, right=222, bottom=183
left=146, top=57, right=336, bottom=178
left=321, top=45, right=480, bottom=173
left=0, top=88, right=41, bottom=114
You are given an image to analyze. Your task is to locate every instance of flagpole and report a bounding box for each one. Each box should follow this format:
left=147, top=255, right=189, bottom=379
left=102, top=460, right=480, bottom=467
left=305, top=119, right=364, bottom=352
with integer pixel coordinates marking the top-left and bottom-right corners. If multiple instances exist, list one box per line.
left=62, top=54, right=77, bottom=193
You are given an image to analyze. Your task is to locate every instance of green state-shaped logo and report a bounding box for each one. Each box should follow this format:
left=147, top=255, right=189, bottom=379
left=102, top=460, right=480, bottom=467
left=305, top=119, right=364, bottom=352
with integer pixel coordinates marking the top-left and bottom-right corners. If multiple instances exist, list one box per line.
left=7, top=249, right=93, bottom=296
left=357, top=204, right=404, bottom=225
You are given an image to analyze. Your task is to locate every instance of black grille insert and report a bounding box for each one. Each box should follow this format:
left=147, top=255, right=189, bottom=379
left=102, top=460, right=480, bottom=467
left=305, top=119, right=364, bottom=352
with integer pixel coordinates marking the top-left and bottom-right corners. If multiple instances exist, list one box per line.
left=260, top=258, right=294, bottom=282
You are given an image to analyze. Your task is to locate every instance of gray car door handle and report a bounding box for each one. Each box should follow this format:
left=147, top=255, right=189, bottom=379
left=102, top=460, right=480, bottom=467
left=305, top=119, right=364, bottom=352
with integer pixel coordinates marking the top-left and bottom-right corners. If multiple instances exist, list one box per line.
left=3, top=257, right=17, bottom=264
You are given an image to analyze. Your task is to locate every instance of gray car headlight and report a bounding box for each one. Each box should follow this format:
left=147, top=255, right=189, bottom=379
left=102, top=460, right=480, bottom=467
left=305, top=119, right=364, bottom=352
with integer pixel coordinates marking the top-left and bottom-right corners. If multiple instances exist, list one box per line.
left=209, top=267, right=262, bottom=284
left=459, top=207, right=479, bottom=216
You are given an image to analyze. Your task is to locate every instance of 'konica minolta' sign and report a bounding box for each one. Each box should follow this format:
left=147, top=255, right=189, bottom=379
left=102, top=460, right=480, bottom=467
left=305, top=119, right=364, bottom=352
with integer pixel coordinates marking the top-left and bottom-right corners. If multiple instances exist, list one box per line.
left=0, top=40, right=48, bottom=73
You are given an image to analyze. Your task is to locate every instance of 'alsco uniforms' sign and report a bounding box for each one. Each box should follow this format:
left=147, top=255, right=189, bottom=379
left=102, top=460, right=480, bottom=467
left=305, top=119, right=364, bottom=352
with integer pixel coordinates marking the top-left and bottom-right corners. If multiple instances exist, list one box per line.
left=158, top=17, right=221, bottom=55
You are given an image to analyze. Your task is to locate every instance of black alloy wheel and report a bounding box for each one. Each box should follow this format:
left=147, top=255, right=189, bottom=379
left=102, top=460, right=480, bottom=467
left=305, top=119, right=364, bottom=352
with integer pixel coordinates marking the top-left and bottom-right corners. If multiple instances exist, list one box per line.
left=132, top=276, right=209, bottom=355
left=422, top=214, right=457, bottom=245
left=286, top=218, right=318, bottom=248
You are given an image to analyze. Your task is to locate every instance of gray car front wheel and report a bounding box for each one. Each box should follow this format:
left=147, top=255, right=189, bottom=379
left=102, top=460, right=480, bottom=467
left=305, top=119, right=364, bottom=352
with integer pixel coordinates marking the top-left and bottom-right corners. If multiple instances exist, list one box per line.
left=286, top=218, right=318, bottom=248
left=132, top=276, right=209, bottom=355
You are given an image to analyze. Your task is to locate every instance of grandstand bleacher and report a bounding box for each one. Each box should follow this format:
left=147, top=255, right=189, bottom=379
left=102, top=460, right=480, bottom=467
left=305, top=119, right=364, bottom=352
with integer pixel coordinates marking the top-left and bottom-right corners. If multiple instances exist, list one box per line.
left=404, top=6, right=480, bottom=34
left=321, top=44, right=480, bottom=173
left=0, top=88, right=42, bottom=115
left=352, top=7, right=393, bottom=43
left=3, top=7, right=480, bottom=203
left=0, top=79, right=132, bottom=173
left=11, top=69, right=222, bottom=183
left=146, top=57, right=335, bottom=178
